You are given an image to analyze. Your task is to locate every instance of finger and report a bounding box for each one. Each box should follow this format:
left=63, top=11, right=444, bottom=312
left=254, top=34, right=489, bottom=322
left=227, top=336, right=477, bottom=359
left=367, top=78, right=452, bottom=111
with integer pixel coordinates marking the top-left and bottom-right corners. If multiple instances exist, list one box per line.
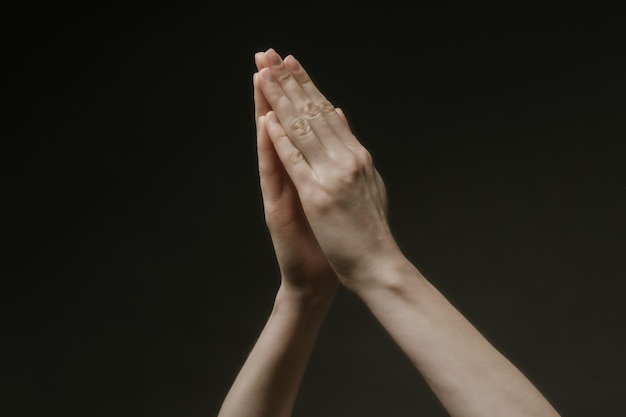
left=283, top=54, right=362, bottom=149
left=254, top=72, right=271, bottom=123
left=258, top=68, right=329, bottom=169
left=254, top=51, right=266, bottom=71
left=258, top=115, right=314, bottom=240
left=257, top=115, right=286, bottom=203
left=264, top=110, right=315, bottom=191
left=264, top=48, right=348, bottom=156
left=276, top=54, right=381, bottom=213
left=335, top=107, right=348, bottom=124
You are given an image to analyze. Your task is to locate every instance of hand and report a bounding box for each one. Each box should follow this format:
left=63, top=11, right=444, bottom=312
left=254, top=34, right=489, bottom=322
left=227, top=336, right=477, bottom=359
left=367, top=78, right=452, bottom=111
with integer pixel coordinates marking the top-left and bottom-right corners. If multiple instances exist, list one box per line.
left=256, top=48, right=401, bottom=291
left=253, top=52, right=338, bottom=301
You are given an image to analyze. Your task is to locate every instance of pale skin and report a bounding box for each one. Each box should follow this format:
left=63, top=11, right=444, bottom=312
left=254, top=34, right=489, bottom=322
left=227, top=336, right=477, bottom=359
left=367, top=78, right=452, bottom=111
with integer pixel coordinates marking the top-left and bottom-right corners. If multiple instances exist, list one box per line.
left=216, top=48, right=561, bottom=417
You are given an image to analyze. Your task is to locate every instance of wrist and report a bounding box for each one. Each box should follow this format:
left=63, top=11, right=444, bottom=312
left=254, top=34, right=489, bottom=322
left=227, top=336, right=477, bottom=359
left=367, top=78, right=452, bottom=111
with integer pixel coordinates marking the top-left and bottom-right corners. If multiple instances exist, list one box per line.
left=345, top=250, right=426, bottom=299
left=274, top=279, right=338, bottom=313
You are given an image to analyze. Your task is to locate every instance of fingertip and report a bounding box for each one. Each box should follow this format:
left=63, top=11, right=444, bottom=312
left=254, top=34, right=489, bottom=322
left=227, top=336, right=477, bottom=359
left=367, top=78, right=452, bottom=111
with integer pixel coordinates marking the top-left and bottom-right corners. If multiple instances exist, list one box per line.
left=283, top=54, right=300, bottom=70
left=266, top=110, right=279, bottom=124
left=256, top=115, right=266, bottom=142
left=257, top=114, right=269, bottom=134
left=259, top=67, right=274, bottom=81
left=254, top=52, right=265, bottom=70
left=335, top=107, right=348, bottom=121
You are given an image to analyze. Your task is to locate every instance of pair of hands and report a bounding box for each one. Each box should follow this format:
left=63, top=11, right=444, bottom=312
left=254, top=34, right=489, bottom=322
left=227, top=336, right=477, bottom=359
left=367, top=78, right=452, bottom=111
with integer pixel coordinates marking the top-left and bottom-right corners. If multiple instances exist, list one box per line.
left=253, top=48, right=400, bottom=298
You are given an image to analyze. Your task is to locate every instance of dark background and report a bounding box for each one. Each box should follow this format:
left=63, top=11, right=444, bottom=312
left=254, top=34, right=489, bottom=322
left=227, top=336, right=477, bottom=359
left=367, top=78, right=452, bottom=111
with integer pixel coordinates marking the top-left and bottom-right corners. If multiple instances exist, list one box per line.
left=4, top=3, right=625, bottom=416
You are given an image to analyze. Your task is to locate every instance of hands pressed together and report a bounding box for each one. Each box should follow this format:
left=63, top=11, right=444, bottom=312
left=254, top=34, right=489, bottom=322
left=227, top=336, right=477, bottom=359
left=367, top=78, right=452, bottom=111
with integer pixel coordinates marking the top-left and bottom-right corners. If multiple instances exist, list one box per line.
left=254, top=47, right=402, bottom=297
left=217, top=48, right=562, bottom=417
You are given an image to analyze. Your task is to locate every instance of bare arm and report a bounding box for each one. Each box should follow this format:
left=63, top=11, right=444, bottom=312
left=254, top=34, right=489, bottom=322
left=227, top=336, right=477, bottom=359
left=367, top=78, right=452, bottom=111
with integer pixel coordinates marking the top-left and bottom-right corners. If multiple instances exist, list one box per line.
left=216, top=62, right=339, bottom=417
left=354, top=256, right=559, bottom=417
left=256, top=47, right=561, bottom=417
left=217, top=285, right=334, bottom=417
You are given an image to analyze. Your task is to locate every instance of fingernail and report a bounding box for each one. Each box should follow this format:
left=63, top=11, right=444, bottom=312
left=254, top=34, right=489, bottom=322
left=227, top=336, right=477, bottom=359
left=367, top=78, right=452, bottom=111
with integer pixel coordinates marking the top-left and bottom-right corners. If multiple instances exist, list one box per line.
left=284, top=55, right=299, bottom=70
left=267, top=111, right=278, bottom=123
left=254, top=52, right=264, bottom=69
left=261, top=68, right=274, bottom=81
left=266, top=49, right=282, bottom=66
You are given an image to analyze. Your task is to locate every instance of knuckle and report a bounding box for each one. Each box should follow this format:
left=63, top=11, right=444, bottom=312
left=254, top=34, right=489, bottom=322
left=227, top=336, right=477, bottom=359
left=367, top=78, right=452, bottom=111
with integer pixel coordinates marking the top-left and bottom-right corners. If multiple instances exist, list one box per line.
left=306, top=189, right=334, bottom=212
left=356, top=147, right=373, bottom=165
left=291, top=118, right=312, bottom=136
left=301, top=101, right=320, bottom=118
left=298, top=73, right=313, bottom=85
left=287, top=149, right=305, bottom=165
left=267, top=91, right=286, bottom=106
left=324, top=154, right=362, bottom=189
left=267, top=91, right=282, bottom=102
left=340, top=154, right=362, bottom=177
left=318, top=100, right=335, bottom=114
left=340, top=167, right=361, bottom=185
left=276, top=68, right=291, bottom=82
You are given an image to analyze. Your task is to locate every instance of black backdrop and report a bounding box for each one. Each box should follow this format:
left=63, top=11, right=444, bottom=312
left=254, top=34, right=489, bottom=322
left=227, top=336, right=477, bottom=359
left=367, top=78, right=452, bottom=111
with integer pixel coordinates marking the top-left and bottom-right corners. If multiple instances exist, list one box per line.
left=4, top=3, right=625, bottom=417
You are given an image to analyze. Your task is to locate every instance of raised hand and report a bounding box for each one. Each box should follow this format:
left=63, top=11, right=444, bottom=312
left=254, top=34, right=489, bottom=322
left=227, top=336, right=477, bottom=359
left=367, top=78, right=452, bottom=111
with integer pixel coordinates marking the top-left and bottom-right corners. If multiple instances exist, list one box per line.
left=253, top=52, right=338, bottom=300
left=256, top=48, right=399, bottom=291
left=218, top=49, right=562, bottom=417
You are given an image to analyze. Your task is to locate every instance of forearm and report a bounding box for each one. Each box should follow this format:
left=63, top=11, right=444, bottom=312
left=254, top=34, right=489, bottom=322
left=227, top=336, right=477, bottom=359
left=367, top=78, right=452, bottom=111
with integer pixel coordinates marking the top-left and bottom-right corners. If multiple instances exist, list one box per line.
left=352, top=254, right=560, bottom=417
left=217, top=284, right=335, bottom=417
